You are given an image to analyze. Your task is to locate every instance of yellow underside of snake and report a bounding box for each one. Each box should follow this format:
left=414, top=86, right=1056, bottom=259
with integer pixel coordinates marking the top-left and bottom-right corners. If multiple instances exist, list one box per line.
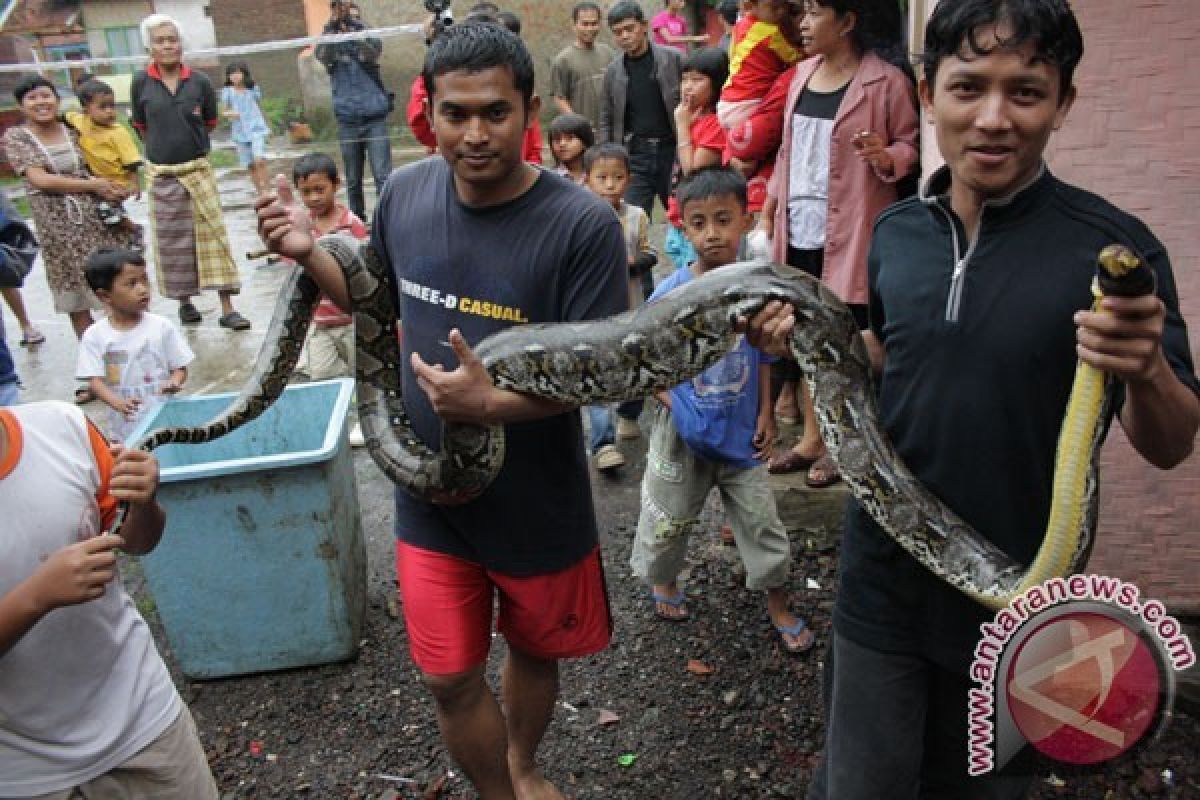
left=128, top=237, right=1147, bottom=613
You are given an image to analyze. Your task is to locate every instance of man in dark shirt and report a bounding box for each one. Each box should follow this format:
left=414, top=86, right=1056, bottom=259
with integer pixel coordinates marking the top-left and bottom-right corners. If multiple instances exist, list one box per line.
left=259, top=23, right=627, bottom=800
left=132, top=14, right=249, bottom=330
left=600, top=0, right=682, bottom=220
left=747, top=2, right=1200, bottom=798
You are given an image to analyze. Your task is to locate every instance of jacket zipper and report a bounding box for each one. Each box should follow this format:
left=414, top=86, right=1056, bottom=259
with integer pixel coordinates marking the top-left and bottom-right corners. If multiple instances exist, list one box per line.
left=935, top=204, right=983, bottom=323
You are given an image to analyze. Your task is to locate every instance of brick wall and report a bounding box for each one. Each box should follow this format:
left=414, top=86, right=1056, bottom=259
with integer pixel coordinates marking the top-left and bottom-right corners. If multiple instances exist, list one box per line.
left=210, top=0, right=308, bottom=101
left=1043, top=0, right=1200, bottom=611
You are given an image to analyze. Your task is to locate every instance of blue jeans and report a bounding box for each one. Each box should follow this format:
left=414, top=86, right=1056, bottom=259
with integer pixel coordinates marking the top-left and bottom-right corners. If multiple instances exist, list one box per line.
left=586, top=405, right=614, bottom=453
left=0, top=381, right=16, bottom=406
left=337, top=116, right=393, bottom=220
left=807, top=632, right=1034, bottom=800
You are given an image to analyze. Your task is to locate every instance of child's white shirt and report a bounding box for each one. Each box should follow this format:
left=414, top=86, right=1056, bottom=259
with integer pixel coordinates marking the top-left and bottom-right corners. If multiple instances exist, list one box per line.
left=75, top=312, right=195, bottom=441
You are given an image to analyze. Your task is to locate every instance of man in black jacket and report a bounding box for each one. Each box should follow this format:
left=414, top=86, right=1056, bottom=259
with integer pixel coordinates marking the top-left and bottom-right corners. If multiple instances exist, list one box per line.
left=600, top=0, right=682, bottom=221
left=315, top=0, right=393, bottom=220
left=747, top=1, right=1200, bottom=798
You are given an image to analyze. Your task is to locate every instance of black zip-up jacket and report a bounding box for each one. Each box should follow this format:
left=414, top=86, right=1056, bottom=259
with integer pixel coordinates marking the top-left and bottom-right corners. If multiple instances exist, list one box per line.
left=835, top=165, right=1199, bottom=673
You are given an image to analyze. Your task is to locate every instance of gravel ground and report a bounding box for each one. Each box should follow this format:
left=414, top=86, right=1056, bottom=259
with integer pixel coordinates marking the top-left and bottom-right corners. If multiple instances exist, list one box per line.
left=122, top=437, right=1200, bottom=800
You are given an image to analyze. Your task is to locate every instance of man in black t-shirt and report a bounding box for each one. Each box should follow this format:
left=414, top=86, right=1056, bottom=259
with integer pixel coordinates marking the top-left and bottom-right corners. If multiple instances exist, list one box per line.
left=600, top=0, right=682, bottom=220
left=259, top=23, right=627, bottom=800
left=747, top=2, right=1200, bottom=798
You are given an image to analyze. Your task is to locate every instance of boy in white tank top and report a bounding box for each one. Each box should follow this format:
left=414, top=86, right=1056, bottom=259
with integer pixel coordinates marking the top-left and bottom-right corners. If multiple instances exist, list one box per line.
left=0, top=401, right=216, bottom=798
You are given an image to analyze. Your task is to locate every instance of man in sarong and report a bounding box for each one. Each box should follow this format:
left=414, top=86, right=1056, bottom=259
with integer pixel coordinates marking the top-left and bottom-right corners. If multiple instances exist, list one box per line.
left=132, top=13, right=250, bottom=330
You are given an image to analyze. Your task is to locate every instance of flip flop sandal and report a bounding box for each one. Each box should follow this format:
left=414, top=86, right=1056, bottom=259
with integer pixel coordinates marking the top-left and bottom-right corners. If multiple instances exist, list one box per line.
left=650, top=588, right=689, bottom=621
left=774, top=617, right=815, bottom=654
left=805, top=452, right=842, bottom=489
left=768, top=448, right=820, bottom=475
left=19, top=330, right=46, bottom=346
left=74, top=386, right=95, bottom=405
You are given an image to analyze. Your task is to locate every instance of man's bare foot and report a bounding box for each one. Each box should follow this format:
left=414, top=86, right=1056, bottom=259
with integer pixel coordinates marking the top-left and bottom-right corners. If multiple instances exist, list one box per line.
left=511, top=766, right=566, bottom=800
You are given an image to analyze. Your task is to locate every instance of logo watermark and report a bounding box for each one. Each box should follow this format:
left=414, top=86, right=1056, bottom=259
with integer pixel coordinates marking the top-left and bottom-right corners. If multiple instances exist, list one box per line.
left=967, top=575, right=1194, bottom=775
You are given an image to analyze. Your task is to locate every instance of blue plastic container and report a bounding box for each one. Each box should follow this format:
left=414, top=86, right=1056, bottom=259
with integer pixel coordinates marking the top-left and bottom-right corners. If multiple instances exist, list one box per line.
left=129, top=379, right=366, bottom=679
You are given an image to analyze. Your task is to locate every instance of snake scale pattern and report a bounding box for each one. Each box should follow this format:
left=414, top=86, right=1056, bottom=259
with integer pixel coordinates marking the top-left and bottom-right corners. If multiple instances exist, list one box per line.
left=125, top=234, right=1149, bottom=611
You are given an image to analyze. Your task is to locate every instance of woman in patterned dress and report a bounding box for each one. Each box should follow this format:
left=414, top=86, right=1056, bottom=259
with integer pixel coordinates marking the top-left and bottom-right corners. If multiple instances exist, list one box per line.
left=3, top=74, right=136, bottom=401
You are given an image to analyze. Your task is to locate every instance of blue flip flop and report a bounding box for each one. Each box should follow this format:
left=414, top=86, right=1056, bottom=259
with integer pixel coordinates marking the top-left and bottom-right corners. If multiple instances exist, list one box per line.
left=650, top=588, right=689, bottom=621
left=775, top=617, right=815, bottom=654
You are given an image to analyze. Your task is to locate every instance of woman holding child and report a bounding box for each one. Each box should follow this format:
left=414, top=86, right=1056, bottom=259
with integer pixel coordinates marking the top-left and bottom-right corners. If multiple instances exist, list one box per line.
left=759, top=0, right=918, bottom=487
left=2, top=75, right=134, bottom=399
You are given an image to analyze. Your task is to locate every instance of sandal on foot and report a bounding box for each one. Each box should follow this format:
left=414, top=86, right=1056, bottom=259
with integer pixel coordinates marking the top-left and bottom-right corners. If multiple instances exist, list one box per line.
left=768, top=447, right=820, bottom=475
left=774, top=617, right=815, bottom=654
left=19, top=330, right=45, bottom=346
left=178, top=302, right=202, bottom=325
left=74, top=386, right=95, bottom=405
left=219, top=311, right=252, bottom=331
left=805, top=452, right=842, bottom=489
left=650, top=588, right=689, bottom=621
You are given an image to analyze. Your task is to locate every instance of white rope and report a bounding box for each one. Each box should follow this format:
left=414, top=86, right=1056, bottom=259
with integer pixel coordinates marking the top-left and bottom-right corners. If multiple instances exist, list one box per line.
left=0, top=24, right=423, bottom=74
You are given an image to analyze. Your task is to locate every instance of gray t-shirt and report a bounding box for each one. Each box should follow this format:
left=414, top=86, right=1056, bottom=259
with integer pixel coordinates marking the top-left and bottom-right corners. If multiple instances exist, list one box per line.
left=550, top=42, right=617, bottom=131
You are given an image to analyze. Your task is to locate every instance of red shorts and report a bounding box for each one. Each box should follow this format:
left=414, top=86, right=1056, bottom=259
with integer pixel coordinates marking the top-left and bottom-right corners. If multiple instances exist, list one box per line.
left=395, top=542, right=612, bottom=676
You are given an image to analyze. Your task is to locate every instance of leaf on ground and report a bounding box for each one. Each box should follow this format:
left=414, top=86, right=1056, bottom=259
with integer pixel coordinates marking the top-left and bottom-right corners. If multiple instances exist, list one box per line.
left=617, top=753, right=638, bottom=767
left=686, top=659, right=715, bottom=676
left=596, top=709, right=621, bottom=726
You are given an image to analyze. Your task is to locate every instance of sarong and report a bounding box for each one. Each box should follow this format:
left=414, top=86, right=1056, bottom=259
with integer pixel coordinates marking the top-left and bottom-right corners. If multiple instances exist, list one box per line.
left=147, top=157, right=240, bottom=300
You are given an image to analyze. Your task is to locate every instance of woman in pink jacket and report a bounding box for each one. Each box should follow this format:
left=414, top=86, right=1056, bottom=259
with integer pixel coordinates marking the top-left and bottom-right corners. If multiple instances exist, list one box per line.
left=760, top=0, right=918, bottom=487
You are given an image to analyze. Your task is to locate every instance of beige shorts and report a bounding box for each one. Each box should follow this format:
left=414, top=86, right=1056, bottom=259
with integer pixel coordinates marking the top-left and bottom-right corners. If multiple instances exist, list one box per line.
left=33, top=706, right=218, bottom=800
left=297, top=324, right=354, bottom=382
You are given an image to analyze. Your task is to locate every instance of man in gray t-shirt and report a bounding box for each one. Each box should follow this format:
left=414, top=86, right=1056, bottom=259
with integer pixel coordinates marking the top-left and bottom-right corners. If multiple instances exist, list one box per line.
left=549, top=1, right=616, bottom=130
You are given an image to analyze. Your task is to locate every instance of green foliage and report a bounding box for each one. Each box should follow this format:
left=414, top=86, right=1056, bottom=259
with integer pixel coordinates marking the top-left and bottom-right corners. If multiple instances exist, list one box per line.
left=207, top=148, right=240, bottom=169
left=260, top=95, right=308, bottom=133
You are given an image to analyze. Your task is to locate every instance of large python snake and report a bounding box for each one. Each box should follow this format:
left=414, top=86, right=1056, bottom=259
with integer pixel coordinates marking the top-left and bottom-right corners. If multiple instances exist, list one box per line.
left=118, top=236, right=1149, bottom=611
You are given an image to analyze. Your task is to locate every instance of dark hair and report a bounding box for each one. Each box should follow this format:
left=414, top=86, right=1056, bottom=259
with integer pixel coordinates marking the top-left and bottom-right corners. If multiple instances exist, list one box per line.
left=85, top=247, right=145, bottom=292
left=13, top=74, right=57, bottom=105
left=293, top=152, right=340, bottom=184
left=224, top=61, right=257, bottom=89
left=422, top=21, right=535, bottom=107
left=582, top=143, right=630, bottom=173
left=812, top=0, right=908, bottom=71
left=676, top=166, right=748, bottom=212
left=717, top=0, right=739, bottom=26
left=922, top=0, right=1083, bottom=102
left=681, top=48, right=729, bottom=109
left=607, top=0, right=646, bottom=27
left=497, top=10, right=521, bottom=35
left=77, top=79, right=115, bottom=107
left=572, top=1, right=603, bottom=22
left=548, top=113, right=595, bottom=149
